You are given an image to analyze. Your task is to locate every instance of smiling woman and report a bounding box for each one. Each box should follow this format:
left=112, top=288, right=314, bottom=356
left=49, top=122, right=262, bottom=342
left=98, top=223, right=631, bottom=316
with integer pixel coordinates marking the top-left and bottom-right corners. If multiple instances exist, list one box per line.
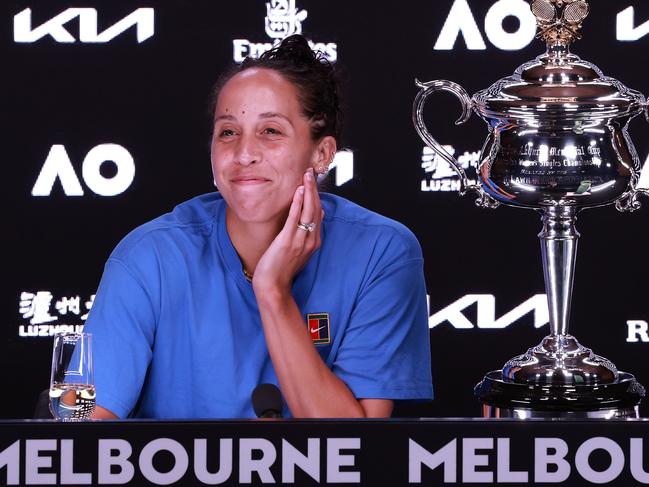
left=83, top=35, right=433, bottom=420
left=212, top=67, right=331, bottom=228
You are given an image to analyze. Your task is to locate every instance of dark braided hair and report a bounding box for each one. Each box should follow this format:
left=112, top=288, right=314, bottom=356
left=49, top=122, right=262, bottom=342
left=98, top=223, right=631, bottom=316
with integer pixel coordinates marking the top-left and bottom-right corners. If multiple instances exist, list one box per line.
left=210, top=34, right=342, bottom=142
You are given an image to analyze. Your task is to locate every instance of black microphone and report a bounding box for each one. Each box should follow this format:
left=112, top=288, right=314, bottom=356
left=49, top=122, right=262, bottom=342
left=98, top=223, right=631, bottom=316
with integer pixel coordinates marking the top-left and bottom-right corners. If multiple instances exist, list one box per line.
left=252, top=383, right=283, bottom=418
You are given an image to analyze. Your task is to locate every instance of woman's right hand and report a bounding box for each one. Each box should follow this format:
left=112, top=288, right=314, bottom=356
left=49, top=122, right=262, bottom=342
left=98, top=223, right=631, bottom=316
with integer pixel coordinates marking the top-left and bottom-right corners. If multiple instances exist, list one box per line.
left=252, top=168, right=323, bottom=296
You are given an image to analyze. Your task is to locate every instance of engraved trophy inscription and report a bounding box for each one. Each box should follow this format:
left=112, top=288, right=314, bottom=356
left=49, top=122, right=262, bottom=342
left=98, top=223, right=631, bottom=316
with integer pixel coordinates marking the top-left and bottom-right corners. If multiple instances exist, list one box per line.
left=413, top=0, right=647, bottom=418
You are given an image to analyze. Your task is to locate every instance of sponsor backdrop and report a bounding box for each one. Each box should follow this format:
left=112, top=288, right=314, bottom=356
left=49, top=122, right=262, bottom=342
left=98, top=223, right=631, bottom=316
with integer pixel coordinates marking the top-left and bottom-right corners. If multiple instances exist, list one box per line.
left=3, top=0, right=649, bottom=419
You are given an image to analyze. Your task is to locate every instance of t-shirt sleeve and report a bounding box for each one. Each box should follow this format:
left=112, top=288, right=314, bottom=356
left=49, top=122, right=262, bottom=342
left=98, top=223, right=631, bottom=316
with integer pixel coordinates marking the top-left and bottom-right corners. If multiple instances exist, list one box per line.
left=83, top=257, right=156, bottom=418
left=332, top=231, right=433, bottom=401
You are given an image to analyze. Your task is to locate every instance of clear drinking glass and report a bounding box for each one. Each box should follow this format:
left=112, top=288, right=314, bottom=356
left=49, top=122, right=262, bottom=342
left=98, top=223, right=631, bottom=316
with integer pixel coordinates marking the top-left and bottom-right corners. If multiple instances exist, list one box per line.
left=49, top=332, right=95, bottom=421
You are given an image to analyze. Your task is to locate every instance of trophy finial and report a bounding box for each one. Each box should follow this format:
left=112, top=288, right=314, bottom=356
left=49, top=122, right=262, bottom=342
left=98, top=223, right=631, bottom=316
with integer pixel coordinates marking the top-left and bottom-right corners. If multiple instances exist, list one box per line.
left=531, top=0, right=589, bottom=49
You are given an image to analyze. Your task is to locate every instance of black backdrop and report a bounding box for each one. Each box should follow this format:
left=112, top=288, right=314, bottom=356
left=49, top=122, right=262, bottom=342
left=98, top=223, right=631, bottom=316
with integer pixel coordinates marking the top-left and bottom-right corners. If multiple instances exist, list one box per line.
left=3, top=0, right=649, bottom=419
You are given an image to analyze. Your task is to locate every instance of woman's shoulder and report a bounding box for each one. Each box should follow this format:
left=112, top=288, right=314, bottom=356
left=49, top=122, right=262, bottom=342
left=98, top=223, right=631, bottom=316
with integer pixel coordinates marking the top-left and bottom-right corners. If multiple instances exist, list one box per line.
left=109, top=193, right=224, bottom=262
left=320, top=193, right=422, bottom=261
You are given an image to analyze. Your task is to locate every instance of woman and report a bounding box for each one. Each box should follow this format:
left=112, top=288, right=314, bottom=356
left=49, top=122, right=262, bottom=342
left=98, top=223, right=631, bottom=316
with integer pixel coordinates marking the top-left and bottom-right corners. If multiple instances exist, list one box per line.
left=86, top=35, right=432, bottom=419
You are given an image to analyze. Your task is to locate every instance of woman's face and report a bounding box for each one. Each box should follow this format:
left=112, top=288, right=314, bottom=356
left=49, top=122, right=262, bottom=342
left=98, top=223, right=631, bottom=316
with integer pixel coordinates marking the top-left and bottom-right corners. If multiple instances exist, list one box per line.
left=211, top=67, right=325, bottom=224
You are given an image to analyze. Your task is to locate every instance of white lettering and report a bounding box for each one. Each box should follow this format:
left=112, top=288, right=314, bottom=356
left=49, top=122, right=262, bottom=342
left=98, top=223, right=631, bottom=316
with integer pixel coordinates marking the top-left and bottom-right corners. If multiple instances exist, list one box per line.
left=82, top=144, right=135, bottom=196
left=408, top=438, right=456, bottom=483
left=327, top=438, right=361, bottom=483
left=232, top=40, right=273, bottom=63
left=239, top=439, right=276, bottom=484
left=630, top=438, right=649, bottom=483
left=232, top=1, right=336, bottom=63
left=534, top=438, right=570, bottom=483
left=19, top=326, right=38, bottom=337
left=329, top=151, right=354, bottom=187
left=325, top=43, right=338, bottom=62
left=496, top=438, right=528, bottom=482
left=282, top=439, right=320, bottom=483
left=638, top=155, right=649, bottom=190
left=435, top=0, right=538, bottom=51
left=60, top=440, right=92, bottom=484
left=575, top=437, right=624, bottom=484
left=139, top=439, right=189, bottom=485
left=435, top=0, right=486, bottom=50
left=617, top=7, right=649, bottom=42
left=429, top=294, right=549, bottom=329
left=98, top=439, right=135, bottom=484
left=627, top=320, right=649, bottom=343
left=233, top=39, right=250, bottom=63
left=194, top=438, right=233, bottom=484
left=421, top=178, right=464, bottom=192
left=25, top=439, right=57, bottom=484
left=484, top=0, right=536, bottom=51
left=19, top=324, right=85, bottom=338
left=14, top=8, right=154, bottom=44
left=32, top=145, right=84, bottom=196
left=32, top=144, right=135, bottom=197
left=463, top=438, right=493, bottom=483
left=14, top=8, right=77, bottom=43
left=0, top=441, right=20, bottom=485
left=79, top=9, right=154, bottom=43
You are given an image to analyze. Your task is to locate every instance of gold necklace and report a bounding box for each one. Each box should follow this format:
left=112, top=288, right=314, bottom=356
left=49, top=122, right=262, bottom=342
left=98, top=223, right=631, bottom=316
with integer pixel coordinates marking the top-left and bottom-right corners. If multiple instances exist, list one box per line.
left=242, top=267, right=253, bottom=282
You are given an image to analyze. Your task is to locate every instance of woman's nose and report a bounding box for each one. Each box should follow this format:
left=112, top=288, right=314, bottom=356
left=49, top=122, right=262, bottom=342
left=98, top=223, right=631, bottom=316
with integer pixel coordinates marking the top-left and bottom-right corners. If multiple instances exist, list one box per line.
left=234, top=133, right=261, bottom=166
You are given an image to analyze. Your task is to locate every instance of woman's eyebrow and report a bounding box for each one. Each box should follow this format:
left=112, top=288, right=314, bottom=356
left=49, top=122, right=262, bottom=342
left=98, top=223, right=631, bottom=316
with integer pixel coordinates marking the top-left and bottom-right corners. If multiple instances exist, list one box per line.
left=259, top=112, right=294, bottom=127
left=214, top=114, right=236, bottom=122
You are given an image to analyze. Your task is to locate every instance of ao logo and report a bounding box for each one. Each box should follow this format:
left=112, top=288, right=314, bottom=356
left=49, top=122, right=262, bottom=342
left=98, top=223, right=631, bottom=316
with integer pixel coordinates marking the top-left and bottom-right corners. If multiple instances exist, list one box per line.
left=13, top=8, right=154, bottom=43
left=435, top=0, right=536, bottom=51
left=32, top=145, right=135, bottom=197
left=329, top=151, right=354, bottom=187
left=428, top=294, right=549, bottom=329
left=436, top=1, right=649, bottom=51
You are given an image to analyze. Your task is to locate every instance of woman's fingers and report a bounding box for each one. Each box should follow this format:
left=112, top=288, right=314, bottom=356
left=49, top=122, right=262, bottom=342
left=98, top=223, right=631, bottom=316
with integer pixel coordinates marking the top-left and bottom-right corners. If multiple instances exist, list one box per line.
left=294, top=169, right=317, bottom=246
left=285, top=185, right=305, bottom=231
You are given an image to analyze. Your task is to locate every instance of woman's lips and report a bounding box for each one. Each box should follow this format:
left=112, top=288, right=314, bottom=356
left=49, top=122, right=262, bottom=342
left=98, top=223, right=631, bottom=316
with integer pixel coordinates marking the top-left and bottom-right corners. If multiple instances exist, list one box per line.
left=231, top=177, right=270, bottom=185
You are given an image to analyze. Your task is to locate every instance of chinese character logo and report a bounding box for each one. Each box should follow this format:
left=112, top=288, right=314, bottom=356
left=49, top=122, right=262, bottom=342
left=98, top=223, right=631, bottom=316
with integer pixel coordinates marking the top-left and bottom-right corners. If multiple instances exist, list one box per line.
left=18, top=291, right=95, bottom=337
left=264, top=0, right=307, bottom=40
left=19, top=291, right=57, bottom=325
left=420, top=146, right=480, bottom=192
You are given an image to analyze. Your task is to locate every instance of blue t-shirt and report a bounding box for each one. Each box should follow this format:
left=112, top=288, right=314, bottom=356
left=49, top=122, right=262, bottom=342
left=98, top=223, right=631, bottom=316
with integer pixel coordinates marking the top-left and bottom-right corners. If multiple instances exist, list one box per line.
left=84, top=193, right=433, bottom=418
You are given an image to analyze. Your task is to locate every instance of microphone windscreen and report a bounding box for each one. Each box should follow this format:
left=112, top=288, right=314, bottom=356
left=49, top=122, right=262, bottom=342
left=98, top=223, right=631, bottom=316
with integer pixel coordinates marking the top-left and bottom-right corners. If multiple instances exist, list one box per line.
left=252, top=383, right=283, bottom=418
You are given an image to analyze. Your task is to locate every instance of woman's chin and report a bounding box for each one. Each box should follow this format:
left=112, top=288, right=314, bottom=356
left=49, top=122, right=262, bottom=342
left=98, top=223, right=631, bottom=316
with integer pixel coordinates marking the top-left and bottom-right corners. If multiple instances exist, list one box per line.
left=228, top=202, right=283, bottom=225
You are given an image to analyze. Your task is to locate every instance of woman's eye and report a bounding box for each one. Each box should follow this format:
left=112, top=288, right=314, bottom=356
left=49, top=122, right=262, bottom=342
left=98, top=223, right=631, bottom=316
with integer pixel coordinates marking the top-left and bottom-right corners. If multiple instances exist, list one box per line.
left=262, top=127, right=281, bottom=135
left=219, top=129, right=235, bottom=137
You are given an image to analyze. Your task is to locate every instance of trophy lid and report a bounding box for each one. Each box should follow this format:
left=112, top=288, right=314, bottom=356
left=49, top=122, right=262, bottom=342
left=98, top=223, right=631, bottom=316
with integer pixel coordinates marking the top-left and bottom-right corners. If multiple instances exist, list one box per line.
left=473, top=0, right=645, bottom=122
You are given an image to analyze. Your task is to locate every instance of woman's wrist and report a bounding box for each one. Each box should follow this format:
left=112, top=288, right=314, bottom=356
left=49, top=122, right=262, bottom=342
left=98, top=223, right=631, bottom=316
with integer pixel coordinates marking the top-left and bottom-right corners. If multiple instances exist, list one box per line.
left=252, top=280, right=293, bottom=308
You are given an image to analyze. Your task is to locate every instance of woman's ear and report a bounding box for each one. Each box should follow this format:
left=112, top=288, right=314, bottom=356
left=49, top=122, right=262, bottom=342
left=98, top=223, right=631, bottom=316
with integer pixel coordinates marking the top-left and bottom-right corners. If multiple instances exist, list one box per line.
left=312, top=136, right=337, bottom=174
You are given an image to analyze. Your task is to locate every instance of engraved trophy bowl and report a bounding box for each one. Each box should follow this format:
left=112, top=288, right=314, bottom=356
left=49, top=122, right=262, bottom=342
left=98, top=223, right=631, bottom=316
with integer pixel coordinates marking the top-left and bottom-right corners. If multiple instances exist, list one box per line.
left=413, top=0, right=647, bottom=418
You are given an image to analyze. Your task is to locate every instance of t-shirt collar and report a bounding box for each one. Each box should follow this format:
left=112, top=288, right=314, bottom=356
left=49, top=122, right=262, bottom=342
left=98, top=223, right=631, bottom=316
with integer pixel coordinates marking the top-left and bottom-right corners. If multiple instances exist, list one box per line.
left=214, top=193, right=322, bottom=302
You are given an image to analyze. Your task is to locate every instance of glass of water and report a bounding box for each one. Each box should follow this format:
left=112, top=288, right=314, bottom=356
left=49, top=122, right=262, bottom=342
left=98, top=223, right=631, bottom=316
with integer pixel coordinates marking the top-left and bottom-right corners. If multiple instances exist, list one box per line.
left=49, top=332, right=95, bottom=421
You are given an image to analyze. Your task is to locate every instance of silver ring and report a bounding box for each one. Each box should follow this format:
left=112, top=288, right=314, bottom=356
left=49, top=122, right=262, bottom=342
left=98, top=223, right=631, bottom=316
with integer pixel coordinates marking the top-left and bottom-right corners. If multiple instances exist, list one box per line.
left=297, top=222, right=315, bottom=232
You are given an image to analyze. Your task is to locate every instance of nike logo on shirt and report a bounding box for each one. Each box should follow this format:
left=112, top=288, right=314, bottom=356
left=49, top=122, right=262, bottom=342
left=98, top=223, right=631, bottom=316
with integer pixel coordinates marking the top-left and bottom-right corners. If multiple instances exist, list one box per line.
left=311, top=325, right=325, bottom=333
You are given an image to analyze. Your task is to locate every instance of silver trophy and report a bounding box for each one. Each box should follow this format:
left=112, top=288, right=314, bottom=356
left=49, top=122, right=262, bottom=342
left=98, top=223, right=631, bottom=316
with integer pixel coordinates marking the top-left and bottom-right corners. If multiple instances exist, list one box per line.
left=414, top=0, right=647, bottom=418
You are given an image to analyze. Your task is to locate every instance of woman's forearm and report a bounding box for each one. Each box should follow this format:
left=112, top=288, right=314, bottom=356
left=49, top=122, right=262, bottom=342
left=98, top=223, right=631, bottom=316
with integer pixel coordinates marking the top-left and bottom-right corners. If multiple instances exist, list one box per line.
left=255, top=286, right=370, bottom=418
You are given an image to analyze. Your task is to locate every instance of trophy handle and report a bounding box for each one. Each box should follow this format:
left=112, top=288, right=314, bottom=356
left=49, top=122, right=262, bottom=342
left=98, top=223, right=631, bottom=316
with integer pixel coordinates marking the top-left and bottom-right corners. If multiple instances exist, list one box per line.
left=413, top=79, right=499, bottom=209
left=616, top=103, right=649, bottom=212
left=615, top=186, right=649, bottom=212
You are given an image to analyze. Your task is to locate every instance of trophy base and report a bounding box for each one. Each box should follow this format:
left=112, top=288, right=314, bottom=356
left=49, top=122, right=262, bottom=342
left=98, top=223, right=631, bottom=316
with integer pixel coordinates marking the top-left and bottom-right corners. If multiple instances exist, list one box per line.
left=475, top=370, right=645, bottom=419
left=502, top=334, right=619, bottom=385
